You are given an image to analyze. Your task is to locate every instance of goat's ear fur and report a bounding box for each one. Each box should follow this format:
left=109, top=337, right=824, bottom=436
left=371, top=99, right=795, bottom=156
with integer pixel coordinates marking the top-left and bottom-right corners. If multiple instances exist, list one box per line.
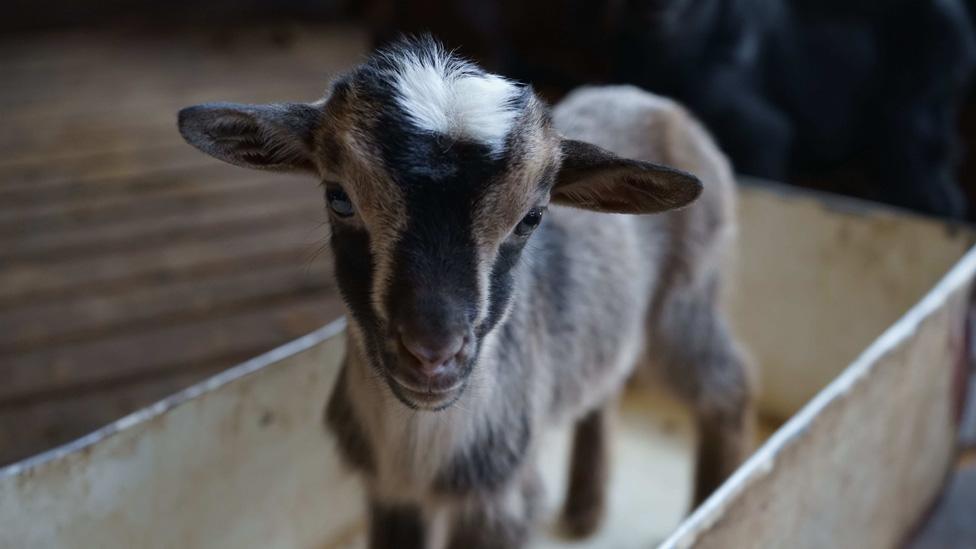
left=177, top=102, right=322, bottom=173
left=553, top=139, right=703, bottom=214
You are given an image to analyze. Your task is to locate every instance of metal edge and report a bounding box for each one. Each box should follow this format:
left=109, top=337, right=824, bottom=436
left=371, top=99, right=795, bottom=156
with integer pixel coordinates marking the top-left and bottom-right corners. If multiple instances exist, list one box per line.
left=0, top=317, right=349, bottom=480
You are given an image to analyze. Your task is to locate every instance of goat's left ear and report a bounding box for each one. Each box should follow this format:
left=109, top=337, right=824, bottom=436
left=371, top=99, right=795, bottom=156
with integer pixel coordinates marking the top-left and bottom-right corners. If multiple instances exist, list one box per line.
left=552, top=139, right=703, bottom=214
left=177, top=102, right=322, bottom=173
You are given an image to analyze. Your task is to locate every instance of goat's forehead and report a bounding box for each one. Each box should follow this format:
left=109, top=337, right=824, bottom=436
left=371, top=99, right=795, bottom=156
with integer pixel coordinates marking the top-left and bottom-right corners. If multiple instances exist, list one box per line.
left=352, top=40, right=527, bottom=152
left=322, top=39, right=557, bottom=226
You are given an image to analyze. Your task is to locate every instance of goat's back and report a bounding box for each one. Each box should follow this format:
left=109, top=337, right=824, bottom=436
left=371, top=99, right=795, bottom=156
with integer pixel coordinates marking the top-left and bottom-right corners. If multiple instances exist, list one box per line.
left=517, top=86, right=737, bottom=424
left=552, top=85, right=737, bottom=292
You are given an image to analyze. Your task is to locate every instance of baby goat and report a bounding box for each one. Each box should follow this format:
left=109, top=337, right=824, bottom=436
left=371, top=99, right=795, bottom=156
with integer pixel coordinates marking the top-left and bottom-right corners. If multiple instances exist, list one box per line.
left=178, top=38, right=755, bottom=548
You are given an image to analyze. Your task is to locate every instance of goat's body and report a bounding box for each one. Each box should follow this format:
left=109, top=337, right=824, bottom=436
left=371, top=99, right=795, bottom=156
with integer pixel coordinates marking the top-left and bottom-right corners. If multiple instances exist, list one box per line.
left=327, top=85, right=752, bottom=546
left=176, top=38, right=751, bottom=548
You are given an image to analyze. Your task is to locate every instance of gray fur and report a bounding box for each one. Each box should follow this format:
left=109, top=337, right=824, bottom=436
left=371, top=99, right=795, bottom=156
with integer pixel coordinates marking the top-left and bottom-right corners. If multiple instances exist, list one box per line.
left=178, top=46, right=754, bottom=547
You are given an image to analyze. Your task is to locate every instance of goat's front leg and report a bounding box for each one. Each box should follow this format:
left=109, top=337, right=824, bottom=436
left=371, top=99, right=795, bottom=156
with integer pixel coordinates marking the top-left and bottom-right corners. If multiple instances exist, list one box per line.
left=446, top=472, right=540, bottom=549
left=368, top=499, right=426, bottom=549
left=561, top=404, right=609, bottom=538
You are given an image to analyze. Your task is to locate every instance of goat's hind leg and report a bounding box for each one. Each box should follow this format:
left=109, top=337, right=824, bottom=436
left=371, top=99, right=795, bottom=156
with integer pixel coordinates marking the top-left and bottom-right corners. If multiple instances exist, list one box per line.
left=560, top=404, right=610, bottom=538
left=652, top=286, right=756, bottom=507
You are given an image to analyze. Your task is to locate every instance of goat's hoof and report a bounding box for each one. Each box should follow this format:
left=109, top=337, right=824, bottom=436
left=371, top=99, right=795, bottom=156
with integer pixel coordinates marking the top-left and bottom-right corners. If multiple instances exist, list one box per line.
left=560, top=501, right=604, bottom=539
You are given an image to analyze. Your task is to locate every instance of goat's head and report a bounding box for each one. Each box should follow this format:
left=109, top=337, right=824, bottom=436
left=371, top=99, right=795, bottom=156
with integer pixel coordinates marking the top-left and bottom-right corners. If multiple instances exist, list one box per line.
left=178, top=37, right=701, bottom=411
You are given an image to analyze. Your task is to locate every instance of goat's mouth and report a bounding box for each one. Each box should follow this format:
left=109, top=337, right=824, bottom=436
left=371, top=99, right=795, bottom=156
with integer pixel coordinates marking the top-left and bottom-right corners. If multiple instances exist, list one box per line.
left=387, top=374, right=466, bottom=411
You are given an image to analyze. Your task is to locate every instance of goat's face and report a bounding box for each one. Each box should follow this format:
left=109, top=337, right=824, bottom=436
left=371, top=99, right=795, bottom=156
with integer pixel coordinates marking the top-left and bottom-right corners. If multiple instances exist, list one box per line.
left=177, top=39, right=702, bottom=411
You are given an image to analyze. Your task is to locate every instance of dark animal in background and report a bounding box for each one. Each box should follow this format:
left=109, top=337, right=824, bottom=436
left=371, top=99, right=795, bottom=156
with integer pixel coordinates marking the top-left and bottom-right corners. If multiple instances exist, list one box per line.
left=178, top=38, right=755, bottom=547
left=369, top=0, right=976, bottom=218
left=759, top=0, right=976, bottom=218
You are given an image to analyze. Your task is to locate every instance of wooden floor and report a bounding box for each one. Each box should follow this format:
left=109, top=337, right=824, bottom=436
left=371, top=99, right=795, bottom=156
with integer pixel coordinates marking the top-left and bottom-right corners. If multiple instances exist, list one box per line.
left=0, top=24, right=368, bottom=466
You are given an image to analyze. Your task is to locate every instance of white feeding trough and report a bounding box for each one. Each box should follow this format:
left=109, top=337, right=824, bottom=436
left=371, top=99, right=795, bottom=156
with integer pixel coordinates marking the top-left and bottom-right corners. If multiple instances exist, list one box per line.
left=1, top=181, right=973, bottom=549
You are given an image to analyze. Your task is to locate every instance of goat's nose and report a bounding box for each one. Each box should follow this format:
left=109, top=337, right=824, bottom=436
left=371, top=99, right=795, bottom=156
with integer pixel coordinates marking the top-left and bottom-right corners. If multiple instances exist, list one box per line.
left=399, top=330, right=466, bottom=374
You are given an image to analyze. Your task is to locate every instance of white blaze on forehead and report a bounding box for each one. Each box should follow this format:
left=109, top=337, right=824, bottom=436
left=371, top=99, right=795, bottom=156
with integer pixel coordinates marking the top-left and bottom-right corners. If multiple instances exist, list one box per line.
left=391, top=47, right=521, bottom=154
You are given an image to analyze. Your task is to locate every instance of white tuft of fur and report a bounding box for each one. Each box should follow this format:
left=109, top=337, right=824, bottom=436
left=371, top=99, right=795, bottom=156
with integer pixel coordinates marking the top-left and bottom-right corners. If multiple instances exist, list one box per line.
left=390, top=46, right=521, bottom=154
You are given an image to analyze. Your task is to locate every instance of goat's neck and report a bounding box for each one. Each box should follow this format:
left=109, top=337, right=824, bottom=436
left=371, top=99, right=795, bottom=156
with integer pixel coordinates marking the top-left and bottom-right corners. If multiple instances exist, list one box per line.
left=341, top=325, right=503, bottom=495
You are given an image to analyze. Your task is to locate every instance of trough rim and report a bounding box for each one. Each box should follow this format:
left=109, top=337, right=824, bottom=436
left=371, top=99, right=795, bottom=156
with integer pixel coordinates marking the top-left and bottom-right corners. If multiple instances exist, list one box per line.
left=658, top=234, right=976, bottom=548
left=0, top=318, right=348, bottom=480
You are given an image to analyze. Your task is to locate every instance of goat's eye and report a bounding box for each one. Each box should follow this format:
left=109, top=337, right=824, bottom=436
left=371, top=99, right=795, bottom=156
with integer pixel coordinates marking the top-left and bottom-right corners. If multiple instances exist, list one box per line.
left=326, top=188, right=355, bottom=218
left=515, top=207, right=545, bottom=236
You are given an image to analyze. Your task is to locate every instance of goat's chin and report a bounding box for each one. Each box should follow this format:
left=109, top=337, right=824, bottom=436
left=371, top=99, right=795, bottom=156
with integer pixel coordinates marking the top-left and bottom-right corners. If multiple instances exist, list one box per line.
left=386, top=375, right=467, bottom=412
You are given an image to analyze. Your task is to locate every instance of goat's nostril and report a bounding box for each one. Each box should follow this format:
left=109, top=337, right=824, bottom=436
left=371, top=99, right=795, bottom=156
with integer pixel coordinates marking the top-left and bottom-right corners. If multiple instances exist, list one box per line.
left=400, top=332, right=465, bottom=372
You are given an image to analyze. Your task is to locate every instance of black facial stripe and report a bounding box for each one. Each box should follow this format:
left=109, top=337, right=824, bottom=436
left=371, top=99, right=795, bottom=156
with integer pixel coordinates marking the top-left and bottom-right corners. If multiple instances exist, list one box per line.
left=329, top=224, right=392, bottom=373
left=479, top=239, right=525, bottom=337
left=385, top=174, right=484, bottom=335
left=331, top=225, right=375, bottom=328
left=373, top=120, right=510, bottom=336
left=331, top=224, right=408, bottom=396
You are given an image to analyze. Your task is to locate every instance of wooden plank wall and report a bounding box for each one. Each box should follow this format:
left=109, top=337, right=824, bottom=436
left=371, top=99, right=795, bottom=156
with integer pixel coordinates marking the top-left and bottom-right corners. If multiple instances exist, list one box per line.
left=0, top=24, right=367, bottom=465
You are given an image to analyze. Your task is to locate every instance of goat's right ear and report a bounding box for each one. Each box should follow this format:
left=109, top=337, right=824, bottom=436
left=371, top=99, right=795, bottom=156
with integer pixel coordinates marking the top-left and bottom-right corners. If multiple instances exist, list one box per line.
left=553, top=139, right=703, bottom=214
left=177, top=102, right=322, bottom=173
